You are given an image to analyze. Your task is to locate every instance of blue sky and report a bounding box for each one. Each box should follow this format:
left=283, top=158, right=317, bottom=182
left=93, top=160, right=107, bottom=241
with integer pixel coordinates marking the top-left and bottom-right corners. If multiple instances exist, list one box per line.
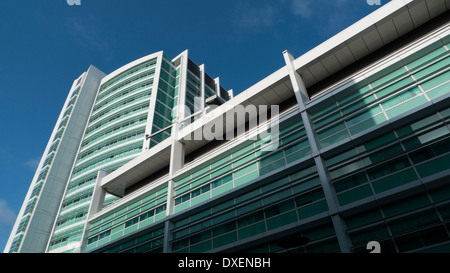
left=0, top=0, right=388, bottom=251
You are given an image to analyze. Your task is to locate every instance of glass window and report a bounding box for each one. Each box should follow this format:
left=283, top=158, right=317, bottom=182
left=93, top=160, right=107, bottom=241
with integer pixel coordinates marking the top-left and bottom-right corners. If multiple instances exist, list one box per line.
left=236, top=200, right=263, bottom=216
left=265, top=200, right=295, bottom=218
left=374, top=76, right=414, bottom=99
left=213, top=232, right=237, bottom=249
left=337, top=184, right=373, bottom=205
left=175, top=193, right=190, bottom=205
left=370, top=66, right=407, bottom=90
left=238, top=222, right=266, bottom=240
left=415, top=153, right=450, bottom=178
left=367, top=157, right=410, bottom=180
left=410, top=137, right=450, bottom=164
left=341, top=95, right=377, bottom=116
left=317, top=122, right=346, bottom=140
left=190, top=230, right=211, bottom=245
left=191, top=184, right=210, bottom=198
left=330, top=161, right=364, bottom=180
left=405, top=45, right=447, bottom=71
left=263, top=188, right=292, bottom=206
left=333, top=172, right=368, bottom=192
left=155, top=204, right=166, bottom=214
left=266, top=211, right=297, bottom=231
left=349, top=224, right=390, bottom=246
left=320, top=130, right=349, bottom=148
left=212, top=221, right=236, bottom=237
left=295, top=188, right=324, bottom=207
left=345, top=209, right=383, bottom=229
left=371, top=169, right=417, bottom=193
left=125, top=217, right=139, bottom=228
left=337, top=85, right=372, bottom=106
left=388, top=209, right=440, bottom=235
left=297, top=200, right=328, bottom=219
left=237, top=211, right=264, bottom=228
left=382, top=193, right=430, bottom=218
left=212, top=210, right=236, bottom=225
left=139, top=210, right=155, bottom=221
left=413, top=56, right=450, bottom=80
left=211, top=174, right=233, bottom=189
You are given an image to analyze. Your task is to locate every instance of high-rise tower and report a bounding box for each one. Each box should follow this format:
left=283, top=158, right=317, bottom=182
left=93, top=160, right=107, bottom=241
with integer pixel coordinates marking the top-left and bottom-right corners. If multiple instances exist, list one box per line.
left=4, top=50, right=231, bottom=253
left=4, top=66, right=106, bottom=253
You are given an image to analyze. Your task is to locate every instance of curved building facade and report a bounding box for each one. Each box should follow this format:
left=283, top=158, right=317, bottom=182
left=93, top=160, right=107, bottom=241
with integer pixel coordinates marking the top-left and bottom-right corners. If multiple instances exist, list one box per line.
left=46, top=51, right=231, bottom=253
left=46, top=53, right=160, bottom=252
left=4, top=66, right=106, bottom=253
left=5, top=50, right=231, bottom=253
left=6, top=0, right=450, bottom=254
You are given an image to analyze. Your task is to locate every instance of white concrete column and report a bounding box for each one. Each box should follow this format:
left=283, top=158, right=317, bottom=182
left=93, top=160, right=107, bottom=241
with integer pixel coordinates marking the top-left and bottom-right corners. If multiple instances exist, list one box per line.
left=283, top=50, right=352, bottom=253
left=214, top=77, right=221, bottom=98
left=166, top=122, right=185, bottom=215
left=176, top=51, right=189, bottom=121
left=144, top=52, right=164, bottom=150
left=80, top=169, right=108, bottom=252
left=228, top=89, right=234, bottom=99
left=200, top=64, right=206, bottom=110
left=163, top=122, right=185, bottom=253
left=283, top=50, right=309, bottom=111
left=88, top=170, right=108, bottom=217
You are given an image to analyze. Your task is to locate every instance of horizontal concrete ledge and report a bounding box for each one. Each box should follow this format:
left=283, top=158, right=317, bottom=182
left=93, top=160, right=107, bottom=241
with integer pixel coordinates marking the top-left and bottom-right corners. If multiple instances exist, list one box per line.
left=101, top=137, right=172, bottom=197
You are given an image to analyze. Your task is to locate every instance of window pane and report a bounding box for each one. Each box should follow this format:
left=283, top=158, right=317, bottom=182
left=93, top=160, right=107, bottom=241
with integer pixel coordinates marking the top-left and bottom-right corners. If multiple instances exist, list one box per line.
left=238, top=222, right=266, bottom=240
left=212, top=221, right=236, bottom=237
left=265, top=200, right=295, bottom=218
left=337, top=184, right=373, bottom=205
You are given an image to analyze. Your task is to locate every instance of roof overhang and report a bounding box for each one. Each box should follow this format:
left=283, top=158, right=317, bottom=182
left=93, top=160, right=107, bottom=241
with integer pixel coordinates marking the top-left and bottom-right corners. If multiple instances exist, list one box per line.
left=291, top=0, right=450, bottom=93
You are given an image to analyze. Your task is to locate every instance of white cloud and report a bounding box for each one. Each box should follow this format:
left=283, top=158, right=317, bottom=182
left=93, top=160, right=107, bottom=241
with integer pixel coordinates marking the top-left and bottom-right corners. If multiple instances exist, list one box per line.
left=292, top=0, right=313, bottom=19
left=290, top=0, right=357, bottom=38
left=233, top=1, right=278, bottom=31
left=291, top=0, right=350, bottom=19
left=233, top=0, right=354, bottom=36
left=24, top=157, right=40, bottom=170
left=242, top=5, right=275, bottom=28
left=0, top=199, right=17, bottom=230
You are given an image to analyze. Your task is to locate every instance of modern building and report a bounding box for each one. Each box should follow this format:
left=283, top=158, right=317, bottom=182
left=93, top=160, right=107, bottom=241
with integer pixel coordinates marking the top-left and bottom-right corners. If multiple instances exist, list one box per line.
left=4, top=50, right=232, bottom=253
left=5, top=0, right=450, bottom=253
left=4, top=66, right=106, bottom=253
